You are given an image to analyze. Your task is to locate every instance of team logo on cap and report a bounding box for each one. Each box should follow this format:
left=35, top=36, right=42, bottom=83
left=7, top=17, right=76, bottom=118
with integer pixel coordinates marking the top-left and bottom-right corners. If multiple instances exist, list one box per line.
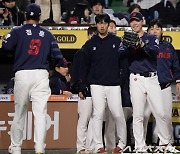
left=30, top=12, right=34, bottom=16
left=131, top=12, right=137, bottom=17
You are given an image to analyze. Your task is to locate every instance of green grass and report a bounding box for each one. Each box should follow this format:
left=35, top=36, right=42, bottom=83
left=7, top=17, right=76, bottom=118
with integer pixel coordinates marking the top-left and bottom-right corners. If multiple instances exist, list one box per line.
left=109, top=0, right=129, bottom=12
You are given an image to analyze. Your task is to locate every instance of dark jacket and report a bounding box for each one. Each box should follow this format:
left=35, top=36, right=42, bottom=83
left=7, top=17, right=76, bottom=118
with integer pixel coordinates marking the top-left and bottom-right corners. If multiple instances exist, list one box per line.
left=80, top=33, right=122, bottom=86
left=71, top=48, right=91, bottom=96
left=71, top=49, right=83, bottom=94
left=157, top=40, right=180, bottom=85
left=49, top=71, right=70, bottom=95
left=0, top=2, right=25, bottom=26
left=150, top=1, right=180, bottom=26
left=119, top=32, right=159, bottom=73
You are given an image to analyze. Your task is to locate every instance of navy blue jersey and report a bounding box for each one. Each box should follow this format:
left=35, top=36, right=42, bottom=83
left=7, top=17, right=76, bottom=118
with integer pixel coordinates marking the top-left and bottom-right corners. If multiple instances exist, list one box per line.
left=120, top=32, right=159, bottom=73
left=157, top=40, right=180, bottom=84
left=81, top=33, right=122, bottom=86
left=71, top=47, right=91, bottom=97
left=71, top=48, right=83, bottom=94
left=119, top=57, right=132, bottom=107
left=49, top=72, right=70, bottom=95
left=2, top=24, right=63, bottom=72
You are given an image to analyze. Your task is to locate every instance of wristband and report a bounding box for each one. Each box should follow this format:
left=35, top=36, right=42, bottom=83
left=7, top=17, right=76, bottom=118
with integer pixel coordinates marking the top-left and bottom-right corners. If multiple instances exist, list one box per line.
left=176, top=80, right=180, bottom=83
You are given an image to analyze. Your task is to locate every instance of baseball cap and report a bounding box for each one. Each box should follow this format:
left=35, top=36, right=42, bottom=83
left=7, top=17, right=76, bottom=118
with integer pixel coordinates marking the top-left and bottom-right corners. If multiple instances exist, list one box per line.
left=129, top=12, right=143, bottom=22
left=56, top=58, right=71, bottom=68
left=25, top=3, right=41, bottom=18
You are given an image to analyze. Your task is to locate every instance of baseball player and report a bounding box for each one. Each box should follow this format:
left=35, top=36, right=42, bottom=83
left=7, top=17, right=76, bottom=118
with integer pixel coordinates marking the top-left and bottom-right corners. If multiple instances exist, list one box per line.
left=120, top=12, right=179, bottom=153
left=71, top=26, right=97, bottom=153
left=80, top=13, right=127, bottom=153
left=2, top=3, right=63, bottom=154
left=104, top=20, right=133, bottom=152
left=143, top=19, right=180, bottom=146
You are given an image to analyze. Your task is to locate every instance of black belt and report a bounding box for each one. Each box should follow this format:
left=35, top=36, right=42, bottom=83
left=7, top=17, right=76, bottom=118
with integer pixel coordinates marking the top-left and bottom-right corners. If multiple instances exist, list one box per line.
left=132, top=72, right=157, bottom=77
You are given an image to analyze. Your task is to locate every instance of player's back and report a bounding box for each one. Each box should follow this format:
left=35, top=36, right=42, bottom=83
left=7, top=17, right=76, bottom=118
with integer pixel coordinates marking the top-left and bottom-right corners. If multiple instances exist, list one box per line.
left=3, top=24, right=57, bottom=72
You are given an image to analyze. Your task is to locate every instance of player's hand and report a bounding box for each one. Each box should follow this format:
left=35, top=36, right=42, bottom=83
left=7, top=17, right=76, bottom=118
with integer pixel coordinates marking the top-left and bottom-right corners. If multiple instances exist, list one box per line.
left=63, top=91, right=73, bottom=98
left=65, top=74, right=71, bottom=82
left=3, top=8, right=9, bottom=19
left=79, top=84, right=88, bottom=99
left=79, top=92, right=85, bottom=100
left=176, top=83, right=180, bottom=96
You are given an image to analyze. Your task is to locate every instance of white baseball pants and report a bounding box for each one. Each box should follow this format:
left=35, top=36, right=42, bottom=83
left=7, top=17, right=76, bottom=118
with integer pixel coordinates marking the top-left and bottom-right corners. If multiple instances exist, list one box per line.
left=90, top=85, right=127, bottom=153
left=104, top=107, right=133, bottom=151
left=144, top=86, right=174, bottom=144
left=76, top=97, right=93, bottom=152
left=10, top=70, right=51, bottom=153
left=130, top=74, right=171, bottom=149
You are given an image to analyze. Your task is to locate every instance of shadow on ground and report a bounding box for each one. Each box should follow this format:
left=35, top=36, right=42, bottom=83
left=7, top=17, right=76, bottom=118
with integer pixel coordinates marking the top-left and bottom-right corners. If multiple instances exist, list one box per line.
left=0, top=149, right=77, bottom=154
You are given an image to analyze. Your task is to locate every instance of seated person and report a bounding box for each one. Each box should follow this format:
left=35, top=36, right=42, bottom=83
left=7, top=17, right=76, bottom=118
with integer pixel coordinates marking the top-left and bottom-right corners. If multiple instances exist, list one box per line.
left=67, top=0, right=91, bottom=24
left=149, top=0, right=180, bottom=26
left=49, top=58, right=73, bottom=97
left=89, top=0, right=128, bottom=26
left=0, top=0, right=25, bottom=26
left=114, top=3, right=142, bottom=24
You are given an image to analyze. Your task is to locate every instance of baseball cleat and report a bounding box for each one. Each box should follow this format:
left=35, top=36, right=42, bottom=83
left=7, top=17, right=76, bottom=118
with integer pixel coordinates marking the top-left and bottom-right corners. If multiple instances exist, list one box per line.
left=112, top=146, right=123, bottom=153
left=97, top=147, right=106, bottom=153
left=8, top=146, right=21, bottom=154
left=78, top=149, right=86, bottom=153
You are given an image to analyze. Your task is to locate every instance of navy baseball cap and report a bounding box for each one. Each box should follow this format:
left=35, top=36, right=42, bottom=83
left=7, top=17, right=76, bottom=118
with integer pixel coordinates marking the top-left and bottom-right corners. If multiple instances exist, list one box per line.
left=25, top=3, right=41, bottom=17
left=56, top=58, right=71, bottom=68
left=129, top=12, right=143, bottom=22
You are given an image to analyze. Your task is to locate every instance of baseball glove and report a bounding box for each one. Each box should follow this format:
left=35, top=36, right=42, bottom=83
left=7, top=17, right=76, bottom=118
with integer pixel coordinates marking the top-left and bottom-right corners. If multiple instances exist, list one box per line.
left=122, top=31, right=142, bottom=48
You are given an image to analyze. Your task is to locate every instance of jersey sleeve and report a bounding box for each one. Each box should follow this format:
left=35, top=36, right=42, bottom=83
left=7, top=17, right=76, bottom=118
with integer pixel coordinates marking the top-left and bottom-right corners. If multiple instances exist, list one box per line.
left=79, top=41, right=91, bottom=91
left=49, top=35, right=63, bottom=69
left=143, top=35, right=159, bottom=58
left=170, top=44, right=180, bottom=82
left=2, top=28, right=18, bottom=51
left=49, top=77, right=60, bottom=94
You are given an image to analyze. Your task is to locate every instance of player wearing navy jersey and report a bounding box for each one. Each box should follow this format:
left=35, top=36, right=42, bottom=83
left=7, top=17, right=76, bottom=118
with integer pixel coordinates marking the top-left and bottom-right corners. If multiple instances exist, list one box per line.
left=143, top=19, right=180, bottom=147
left=119, top=12, right=178, bottom=153
left=2, top=3, right=63, bottom=154
left=71, top=26, right=97, bottom=153
left=80, top=14, right=127, bottom=153
left=104, top=21, right=133, bottom=152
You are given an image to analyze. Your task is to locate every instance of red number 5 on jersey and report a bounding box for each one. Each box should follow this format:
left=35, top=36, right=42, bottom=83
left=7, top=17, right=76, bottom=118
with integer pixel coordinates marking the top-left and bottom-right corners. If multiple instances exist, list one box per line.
left=28, top=39, right=42, bottom=55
